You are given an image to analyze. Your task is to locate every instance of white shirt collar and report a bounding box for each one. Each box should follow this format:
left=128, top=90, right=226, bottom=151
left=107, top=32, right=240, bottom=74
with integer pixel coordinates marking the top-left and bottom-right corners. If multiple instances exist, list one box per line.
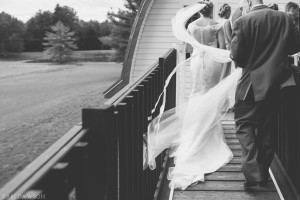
left=251, top=4, right=264, bottom=10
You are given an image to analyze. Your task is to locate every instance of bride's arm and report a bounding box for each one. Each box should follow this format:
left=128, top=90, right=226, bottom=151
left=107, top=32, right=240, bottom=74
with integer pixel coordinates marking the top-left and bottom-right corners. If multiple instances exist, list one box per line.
left=217, top=28, right=226, bottom=49
left=224, top=20, right=232, bottom=42
left=185, top=43, right=193, bottom=53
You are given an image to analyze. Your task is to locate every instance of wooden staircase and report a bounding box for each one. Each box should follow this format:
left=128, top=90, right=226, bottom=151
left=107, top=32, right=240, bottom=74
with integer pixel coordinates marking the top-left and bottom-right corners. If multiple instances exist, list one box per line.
left=170, top=113, right=281, bottom=200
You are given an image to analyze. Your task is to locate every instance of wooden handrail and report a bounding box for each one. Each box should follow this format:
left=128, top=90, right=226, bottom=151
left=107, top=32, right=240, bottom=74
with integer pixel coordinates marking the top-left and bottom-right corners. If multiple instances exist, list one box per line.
left=105, top=48, right=175, bottom=106
left=0, top=126, right=86, bottom=199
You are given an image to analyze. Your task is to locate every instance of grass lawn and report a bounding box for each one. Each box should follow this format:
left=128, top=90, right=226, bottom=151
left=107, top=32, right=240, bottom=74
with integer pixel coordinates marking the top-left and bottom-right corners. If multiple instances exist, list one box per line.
left=1, top=50, right=117, bottom=62
left=0, top=59, right=122, bottom=188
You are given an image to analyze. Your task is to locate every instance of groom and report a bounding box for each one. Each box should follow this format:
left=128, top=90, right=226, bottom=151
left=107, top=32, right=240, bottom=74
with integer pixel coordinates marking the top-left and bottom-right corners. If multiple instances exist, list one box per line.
left=230, top=0, right=300, bottom=188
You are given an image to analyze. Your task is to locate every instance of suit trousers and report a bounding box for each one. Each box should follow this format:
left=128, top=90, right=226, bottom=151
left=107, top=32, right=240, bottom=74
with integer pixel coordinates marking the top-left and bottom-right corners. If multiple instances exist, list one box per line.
left=234, top=87, right=279, bottom=182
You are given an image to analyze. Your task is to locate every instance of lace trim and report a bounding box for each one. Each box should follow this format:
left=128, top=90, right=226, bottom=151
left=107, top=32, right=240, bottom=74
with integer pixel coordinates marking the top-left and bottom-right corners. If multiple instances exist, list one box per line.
left=188, top=23, right=222, bottom=31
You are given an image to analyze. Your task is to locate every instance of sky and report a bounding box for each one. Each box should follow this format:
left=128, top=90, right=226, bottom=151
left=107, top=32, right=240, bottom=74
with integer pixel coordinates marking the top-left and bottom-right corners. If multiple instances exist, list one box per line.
left=1, top=0, right=126, bottom=23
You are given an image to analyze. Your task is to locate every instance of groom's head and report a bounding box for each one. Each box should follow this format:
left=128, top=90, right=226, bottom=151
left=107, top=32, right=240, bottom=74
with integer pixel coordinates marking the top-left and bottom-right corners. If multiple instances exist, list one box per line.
left=239, top=0, right=263, bottom=15
left=247, top=0, right=263, bottom=7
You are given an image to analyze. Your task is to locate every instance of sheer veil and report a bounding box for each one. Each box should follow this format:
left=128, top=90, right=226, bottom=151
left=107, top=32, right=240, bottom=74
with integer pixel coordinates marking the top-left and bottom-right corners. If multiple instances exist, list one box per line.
left=144, top=3, right=242, bottom=189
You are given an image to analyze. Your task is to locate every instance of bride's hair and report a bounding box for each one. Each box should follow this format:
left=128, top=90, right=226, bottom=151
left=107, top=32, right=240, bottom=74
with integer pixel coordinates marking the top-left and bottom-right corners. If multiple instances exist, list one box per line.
left=218, top=4, right=231, bottom=18
left=198, top=0, right=214, bottom=17
left=268, top=3, right=278, bottom=10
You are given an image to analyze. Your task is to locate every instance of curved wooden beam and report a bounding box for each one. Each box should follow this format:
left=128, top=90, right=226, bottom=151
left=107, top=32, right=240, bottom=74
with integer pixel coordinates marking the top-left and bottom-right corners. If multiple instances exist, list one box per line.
left=104, top=0, right=154, bottom=98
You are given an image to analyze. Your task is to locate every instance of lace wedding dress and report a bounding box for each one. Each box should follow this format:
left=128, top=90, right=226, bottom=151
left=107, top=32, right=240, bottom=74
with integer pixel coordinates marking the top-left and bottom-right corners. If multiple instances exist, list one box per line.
left=188, top=23, right=226, bottom=94
left=144, top=3, right=242, bottom=190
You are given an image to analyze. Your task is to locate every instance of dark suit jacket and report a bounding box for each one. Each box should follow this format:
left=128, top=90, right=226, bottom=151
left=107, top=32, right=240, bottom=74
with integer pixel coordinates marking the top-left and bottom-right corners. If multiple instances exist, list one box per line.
left=230, top=5, right=300, bottom=101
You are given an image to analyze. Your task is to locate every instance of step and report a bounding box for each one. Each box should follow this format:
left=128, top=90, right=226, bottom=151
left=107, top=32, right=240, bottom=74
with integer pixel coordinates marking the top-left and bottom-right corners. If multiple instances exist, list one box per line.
left=205, top=172, right=245, bottom=181
left=185, top=180, right=277, bottom=192
left=221, top=117, right=234, bottom=122
left=232, top=150, right=242, bottom=157
left=222, top=122, right=235, bottom=126
left=173, top=191, right=280, bottom=200
left=229, top=144, right=242, bottom=150
left=224, top=130, right=236, bottom=134
left=229, top=157, right=242, bottom=164
left=223, top=126, right=235, bottom=131
left=217, top=164, right=241, bottom=172
left=226, top=139, right=240, bottom=145
left=225, top=134, right=237, bottom=139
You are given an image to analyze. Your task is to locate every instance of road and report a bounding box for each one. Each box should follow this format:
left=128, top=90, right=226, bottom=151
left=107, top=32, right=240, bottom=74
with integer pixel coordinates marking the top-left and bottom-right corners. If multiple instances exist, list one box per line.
left=0, top=61, right=122, bottom=187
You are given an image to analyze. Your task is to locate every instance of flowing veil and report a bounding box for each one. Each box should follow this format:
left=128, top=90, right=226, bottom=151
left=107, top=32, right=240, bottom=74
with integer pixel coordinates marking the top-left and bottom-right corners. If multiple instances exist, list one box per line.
left=144, top=3, right=242, bottom=190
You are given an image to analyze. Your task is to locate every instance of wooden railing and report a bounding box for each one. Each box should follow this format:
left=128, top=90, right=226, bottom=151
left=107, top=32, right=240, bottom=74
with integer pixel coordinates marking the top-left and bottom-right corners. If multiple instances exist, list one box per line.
left=271, top=55, right=300, bottom=200
left=0, top=48, right=177, bottom=200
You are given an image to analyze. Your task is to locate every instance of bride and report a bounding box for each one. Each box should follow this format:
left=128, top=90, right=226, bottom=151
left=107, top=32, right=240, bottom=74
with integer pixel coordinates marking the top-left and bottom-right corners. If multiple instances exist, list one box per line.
left=144, top=0, right=242, bottom=190
left=188, top=1, right=226, bottom=95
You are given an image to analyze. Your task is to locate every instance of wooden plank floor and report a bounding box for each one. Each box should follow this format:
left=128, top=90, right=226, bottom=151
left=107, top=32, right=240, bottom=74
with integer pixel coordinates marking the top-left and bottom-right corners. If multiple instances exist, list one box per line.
left=171, top=114, right=281, bottom=200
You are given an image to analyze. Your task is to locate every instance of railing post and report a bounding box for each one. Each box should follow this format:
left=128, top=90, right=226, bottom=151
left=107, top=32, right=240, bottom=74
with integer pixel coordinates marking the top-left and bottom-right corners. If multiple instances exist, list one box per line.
left=131, top=89, right=142, bottom=200
left=175, top=43, right=186, bottom=106
left=170, top=49, right=177, bottom=109
left=73, top=142, right=88, bottom=200
left=141, top=79, right=151, bottom=200
left=82, top=107, right=118, bottom=200
left=138, top=82, right=148, bottom=200
left=293, top=53, right=299, bottom=66
left=44, top=162, right=69, bottom=200
left=116, top=103, right=128, bottom=200
left=147, top=75, right=156, bottom=199
left=124, top=95, right=134, bottom=200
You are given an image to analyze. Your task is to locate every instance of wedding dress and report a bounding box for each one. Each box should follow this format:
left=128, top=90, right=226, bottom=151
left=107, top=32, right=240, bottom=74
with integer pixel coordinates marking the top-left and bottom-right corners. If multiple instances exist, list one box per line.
left=144, top=3, right=242, bottom=190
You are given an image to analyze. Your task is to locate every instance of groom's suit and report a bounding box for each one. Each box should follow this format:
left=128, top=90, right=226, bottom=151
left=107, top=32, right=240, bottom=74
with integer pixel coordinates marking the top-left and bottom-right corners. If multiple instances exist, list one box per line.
left=231, top=5, right=300, bottom=182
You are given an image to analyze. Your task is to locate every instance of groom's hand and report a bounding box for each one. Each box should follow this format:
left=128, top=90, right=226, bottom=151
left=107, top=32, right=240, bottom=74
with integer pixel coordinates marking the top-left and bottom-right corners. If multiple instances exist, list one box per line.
left=230, top=19, right=247, bottom=69
left=288, top=15, right=300, bottom=55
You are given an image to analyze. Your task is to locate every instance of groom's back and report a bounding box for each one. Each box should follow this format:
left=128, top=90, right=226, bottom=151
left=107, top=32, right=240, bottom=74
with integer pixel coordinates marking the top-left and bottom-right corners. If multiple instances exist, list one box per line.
left=240, top=8, right=292, bottom=71
left=231, top=5, right=300, bottom=100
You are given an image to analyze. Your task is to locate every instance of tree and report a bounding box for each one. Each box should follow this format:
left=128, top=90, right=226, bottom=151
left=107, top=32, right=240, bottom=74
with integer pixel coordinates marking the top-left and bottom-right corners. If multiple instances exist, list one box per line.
left=77, top=20, right=101, bottom=50
left=52, top=4, right=79, bottom=31
left=8, top=34, right=24, bottom=52
left=98, top=20, right=112, bottom=50
left=99, top=20, right=111, bottom=37
left=104, top=0, right=142, bottom=62
left=99, top=36, right=113, bottom=48
left=0, top=12, right=25, bottom=55
left=77, top=20, right=111, bottom=50
left=25, top=10, right=53, bottom=51
left=25, top=5, right=79, bottom=52
left=43, top=21, right=77, bottom=63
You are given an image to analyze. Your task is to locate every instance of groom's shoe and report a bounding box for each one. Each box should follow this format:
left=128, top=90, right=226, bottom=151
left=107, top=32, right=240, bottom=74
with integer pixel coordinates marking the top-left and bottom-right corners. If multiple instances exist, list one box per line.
left=243, top=181, right=258, bottom=189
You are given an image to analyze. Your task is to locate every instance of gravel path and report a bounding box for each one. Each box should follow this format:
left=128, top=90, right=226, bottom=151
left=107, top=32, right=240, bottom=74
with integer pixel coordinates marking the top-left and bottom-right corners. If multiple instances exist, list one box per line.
left=0, top=61, right=122, bottom=187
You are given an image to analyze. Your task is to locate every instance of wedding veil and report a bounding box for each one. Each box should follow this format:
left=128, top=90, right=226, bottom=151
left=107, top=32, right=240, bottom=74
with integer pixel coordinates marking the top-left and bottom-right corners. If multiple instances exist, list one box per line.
left=144, top=3, right=242, bottom=173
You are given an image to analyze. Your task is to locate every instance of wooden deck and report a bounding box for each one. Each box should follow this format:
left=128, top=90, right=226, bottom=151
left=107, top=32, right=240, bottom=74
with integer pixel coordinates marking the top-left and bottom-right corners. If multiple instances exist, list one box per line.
left=169, top=114, right=281, bottom=200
